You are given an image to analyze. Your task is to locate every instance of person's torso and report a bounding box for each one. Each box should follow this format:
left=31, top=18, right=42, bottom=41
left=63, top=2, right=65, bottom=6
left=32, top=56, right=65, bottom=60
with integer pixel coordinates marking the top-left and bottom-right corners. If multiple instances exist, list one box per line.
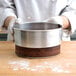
left=14, top=0, right=68, bottom=23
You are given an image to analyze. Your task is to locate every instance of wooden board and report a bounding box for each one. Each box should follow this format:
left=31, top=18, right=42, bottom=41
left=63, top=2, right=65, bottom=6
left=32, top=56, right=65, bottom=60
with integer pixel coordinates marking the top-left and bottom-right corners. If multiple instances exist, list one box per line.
left=0, top=41, right=76, bottom=76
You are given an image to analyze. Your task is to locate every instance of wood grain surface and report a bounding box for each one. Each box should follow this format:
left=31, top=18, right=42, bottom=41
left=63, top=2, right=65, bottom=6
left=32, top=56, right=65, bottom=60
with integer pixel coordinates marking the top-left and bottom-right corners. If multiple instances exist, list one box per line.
left=0, top=41, right=76, bottom=76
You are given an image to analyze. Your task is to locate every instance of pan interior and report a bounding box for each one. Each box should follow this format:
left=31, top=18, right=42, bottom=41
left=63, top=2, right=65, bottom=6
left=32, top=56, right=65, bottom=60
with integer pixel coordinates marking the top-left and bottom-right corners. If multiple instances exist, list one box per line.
left=14, top=22, right=61, bottom=30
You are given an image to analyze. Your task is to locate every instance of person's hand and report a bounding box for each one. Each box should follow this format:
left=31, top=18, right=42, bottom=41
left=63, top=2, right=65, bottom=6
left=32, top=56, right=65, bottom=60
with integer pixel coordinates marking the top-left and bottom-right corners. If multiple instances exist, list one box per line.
left=44, top=16, right=70, bottom=29
left=5, top=16, right=17, bottom=41
left=3, top=16, right=22, bottom=41
left=4, top=17, right=25, bottom=41
left=45, top=16, right=71, bottom=41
